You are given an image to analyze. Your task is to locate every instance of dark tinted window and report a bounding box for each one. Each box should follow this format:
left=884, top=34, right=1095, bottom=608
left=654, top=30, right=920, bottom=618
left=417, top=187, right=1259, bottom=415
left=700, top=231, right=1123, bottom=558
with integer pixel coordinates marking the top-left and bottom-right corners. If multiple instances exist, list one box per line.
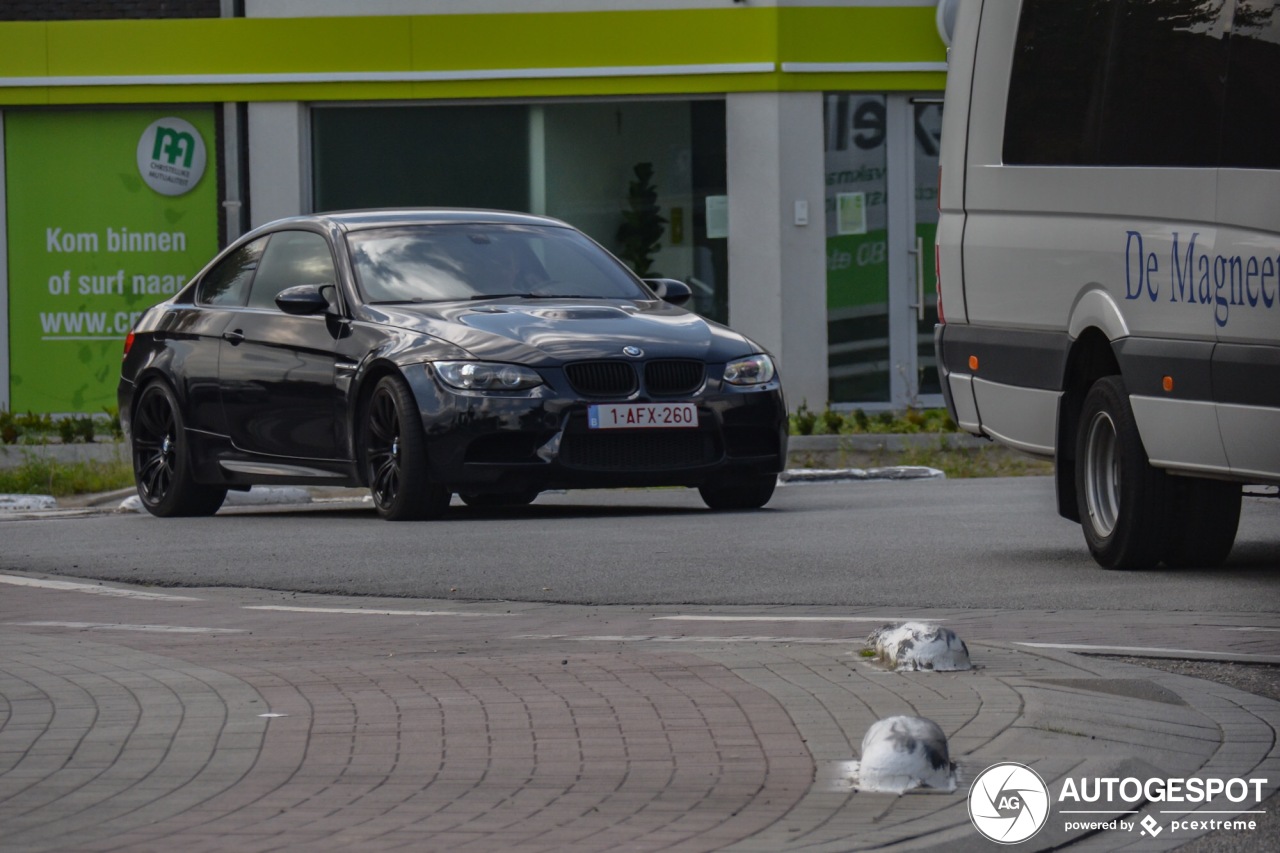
left=246, top=231, right=338, bottom=310
left=1005, top=0, right=1231, bottom=166
left=1221, top=0, right=1280, bottom=168
left=196, top=237, right=267, bottom=306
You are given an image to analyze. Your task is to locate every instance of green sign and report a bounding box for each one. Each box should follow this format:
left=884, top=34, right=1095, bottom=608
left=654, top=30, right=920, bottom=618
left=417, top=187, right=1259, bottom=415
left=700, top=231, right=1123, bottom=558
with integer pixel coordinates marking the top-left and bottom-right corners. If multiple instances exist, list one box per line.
left=5, top=108, right=218, bottom=413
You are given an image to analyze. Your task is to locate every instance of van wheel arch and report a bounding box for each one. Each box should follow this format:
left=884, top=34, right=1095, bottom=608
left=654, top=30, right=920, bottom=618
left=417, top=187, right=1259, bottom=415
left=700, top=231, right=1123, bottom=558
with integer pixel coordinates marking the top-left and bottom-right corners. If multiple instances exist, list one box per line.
left=1055, top=329, right=1121, bottom=523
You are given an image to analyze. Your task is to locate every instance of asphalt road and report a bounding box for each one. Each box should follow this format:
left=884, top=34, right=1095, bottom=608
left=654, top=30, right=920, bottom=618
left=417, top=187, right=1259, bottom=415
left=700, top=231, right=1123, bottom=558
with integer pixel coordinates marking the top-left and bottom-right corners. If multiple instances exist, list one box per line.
left=3, top=476, right=1277, bottom=611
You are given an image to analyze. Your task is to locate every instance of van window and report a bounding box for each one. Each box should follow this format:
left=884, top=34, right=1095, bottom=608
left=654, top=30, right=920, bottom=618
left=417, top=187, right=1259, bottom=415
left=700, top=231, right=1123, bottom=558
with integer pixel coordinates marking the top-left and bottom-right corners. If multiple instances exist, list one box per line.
left=1221, top=0, right=1280, bottom=169
left=1004, top=0, right=1232, bottom=167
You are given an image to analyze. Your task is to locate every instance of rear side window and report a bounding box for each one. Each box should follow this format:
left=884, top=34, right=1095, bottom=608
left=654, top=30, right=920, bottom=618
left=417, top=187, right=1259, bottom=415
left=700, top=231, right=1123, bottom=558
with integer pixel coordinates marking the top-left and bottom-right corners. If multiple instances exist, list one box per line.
left=1004, top=0, right=1246, bottom=167
left=1221, top=0, right=1280, bottom=169
left=245, top=231, right=339, bottom=310
left=196, top=237, right=267, bottom=306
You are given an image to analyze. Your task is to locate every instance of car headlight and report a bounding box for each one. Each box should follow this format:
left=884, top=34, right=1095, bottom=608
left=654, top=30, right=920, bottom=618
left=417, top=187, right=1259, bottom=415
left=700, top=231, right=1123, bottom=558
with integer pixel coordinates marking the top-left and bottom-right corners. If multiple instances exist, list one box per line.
left=433, top=361, right=543, bottom=392
left=723, top=353, right=776, bottom=386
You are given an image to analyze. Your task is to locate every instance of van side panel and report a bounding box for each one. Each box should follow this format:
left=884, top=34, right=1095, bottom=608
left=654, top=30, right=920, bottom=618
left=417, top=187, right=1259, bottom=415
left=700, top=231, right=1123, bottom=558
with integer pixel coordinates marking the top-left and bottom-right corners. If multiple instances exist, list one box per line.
left=1215, top=169, right=1280, bottom=479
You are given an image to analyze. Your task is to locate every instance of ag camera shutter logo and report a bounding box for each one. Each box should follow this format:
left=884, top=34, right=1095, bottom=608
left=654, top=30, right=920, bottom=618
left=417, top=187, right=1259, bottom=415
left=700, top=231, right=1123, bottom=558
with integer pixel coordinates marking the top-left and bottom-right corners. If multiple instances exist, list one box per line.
left=969, top=762, right=1051, bottom=844
left=137, top=118, right=207, bottom=197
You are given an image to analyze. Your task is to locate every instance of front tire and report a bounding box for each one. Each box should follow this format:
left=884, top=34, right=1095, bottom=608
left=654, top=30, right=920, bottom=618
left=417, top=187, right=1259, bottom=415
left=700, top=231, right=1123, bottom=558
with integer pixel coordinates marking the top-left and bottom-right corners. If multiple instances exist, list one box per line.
left=131, top=382, right=226, bottom=517
left=699, top=473, right=777, bottom=511
left=459, top=490, right=540, bottom=508
left=362, top=374, right=450, bottom=521
left=1163, top=477, right=1241, bottom=568
left=1074, top=376, right=1166, bottom=569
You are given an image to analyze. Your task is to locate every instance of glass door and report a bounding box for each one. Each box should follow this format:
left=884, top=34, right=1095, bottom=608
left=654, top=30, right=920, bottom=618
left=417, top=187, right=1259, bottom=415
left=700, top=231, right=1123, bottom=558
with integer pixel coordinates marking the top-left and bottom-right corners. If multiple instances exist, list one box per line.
left=824, top=93, right=942, bottom=408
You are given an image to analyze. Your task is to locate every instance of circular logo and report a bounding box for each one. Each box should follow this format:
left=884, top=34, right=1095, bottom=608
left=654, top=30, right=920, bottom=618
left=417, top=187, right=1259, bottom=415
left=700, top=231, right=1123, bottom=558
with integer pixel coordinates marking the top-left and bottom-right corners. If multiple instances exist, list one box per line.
left=968, top=762, right=1051, bottom=844
left=622, top=346, right=644, bottom=358
left=136, top=117, right=207, bottom=196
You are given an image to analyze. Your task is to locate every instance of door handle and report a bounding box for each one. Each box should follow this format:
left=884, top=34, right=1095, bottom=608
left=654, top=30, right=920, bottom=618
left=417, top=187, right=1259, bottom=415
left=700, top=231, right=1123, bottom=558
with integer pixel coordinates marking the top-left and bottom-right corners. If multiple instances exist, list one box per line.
left=907, top=236, right=925, bottom=322
left=222, top=329, right=245, bottom=344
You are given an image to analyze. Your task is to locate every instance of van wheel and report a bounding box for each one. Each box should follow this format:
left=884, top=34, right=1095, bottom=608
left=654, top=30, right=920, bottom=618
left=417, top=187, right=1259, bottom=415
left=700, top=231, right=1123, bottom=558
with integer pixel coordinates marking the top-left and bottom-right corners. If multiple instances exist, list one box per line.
left=1163, top=478, right=1241, bottom=568
left=1074, top=376, right=1166, bottom=569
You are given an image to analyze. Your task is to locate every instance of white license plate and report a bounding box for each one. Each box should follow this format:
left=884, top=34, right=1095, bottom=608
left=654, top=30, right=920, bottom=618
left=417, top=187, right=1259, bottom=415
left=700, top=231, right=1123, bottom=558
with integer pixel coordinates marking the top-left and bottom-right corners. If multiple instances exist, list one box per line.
left=588, top=403, right=699, bottom=430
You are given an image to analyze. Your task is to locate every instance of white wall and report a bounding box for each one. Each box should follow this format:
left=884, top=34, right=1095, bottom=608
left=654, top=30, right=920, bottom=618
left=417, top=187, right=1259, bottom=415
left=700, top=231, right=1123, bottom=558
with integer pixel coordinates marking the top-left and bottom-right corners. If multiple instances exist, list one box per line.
left=726, top=92, right=828, bottom=412
left=247, top=102, right=309, bottom=228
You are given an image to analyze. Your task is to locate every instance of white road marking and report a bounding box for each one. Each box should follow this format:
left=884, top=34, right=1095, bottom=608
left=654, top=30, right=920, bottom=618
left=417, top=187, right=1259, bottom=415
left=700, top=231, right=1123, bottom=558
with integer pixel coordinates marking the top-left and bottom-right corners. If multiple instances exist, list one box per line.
left=513, top=634, right=861, bottom=645
left=652, top=615, right=935, bottom=623
left=1016, top=641, right=1280, bottom=661
left=10, top=621, right=242, bottom=634
left=1221, top=627, right=1280, bottom=633
left=0, top=574, right=200, bottom=601
left=244, top=605, right=509, bottom=617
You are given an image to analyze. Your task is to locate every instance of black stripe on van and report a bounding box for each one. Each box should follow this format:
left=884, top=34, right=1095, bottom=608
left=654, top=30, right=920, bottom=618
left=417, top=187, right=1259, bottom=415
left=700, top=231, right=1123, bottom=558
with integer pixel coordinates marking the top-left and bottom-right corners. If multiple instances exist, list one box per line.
left=1113, top=338, right=1215, bottom=402
left=942, top=326, right=1280, bottom=409
left=1212, top=344, right=1280, bottom=408
left=936, top=324, right=1070, bottom=391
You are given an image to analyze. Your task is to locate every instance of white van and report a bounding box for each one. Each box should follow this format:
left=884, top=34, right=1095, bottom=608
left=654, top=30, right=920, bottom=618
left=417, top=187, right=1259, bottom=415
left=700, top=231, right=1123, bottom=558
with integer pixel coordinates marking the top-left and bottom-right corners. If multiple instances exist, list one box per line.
left=935, top=0, right=1280, bottom=569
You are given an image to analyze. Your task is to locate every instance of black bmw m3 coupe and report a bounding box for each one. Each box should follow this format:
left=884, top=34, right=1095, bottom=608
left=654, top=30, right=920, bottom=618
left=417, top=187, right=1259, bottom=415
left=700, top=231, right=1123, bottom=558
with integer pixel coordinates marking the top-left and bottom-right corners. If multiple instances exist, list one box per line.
left=119, top=209, right=788, bottom=519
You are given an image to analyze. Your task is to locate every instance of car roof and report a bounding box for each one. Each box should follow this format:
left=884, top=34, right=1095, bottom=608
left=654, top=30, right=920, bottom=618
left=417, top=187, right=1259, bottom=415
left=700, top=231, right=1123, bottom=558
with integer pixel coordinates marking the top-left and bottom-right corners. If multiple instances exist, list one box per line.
left=267, top=208, right=570, bottom=233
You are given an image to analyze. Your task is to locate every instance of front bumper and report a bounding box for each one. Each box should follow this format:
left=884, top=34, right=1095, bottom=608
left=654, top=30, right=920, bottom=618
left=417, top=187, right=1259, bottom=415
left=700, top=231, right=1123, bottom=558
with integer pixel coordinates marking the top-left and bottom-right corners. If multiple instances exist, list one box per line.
left=403, top=363, right=788, bottom=494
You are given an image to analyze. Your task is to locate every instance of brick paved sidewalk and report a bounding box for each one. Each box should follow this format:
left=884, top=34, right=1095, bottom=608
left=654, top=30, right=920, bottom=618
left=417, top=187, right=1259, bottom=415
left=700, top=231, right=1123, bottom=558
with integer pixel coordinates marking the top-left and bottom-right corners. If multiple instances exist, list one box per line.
left=1, top=580, right=1277, bottom=852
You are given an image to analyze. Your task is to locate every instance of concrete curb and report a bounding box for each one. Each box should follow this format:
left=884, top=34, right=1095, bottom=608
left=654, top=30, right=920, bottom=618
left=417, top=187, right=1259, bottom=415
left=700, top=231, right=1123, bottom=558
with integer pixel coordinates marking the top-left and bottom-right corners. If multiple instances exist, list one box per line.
left=0, top=440, right=126, bottom=468
left=780, top=466, right=944, bottom=484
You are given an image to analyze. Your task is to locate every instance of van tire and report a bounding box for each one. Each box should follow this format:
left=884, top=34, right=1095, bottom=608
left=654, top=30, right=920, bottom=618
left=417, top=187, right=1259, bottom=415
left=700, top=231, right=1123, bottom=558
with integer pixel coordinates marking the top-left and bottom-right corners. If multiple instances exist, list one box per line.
left=1074, top=376, right=1166, bottom=569
left=1163, top=478, right=1241, bottom=568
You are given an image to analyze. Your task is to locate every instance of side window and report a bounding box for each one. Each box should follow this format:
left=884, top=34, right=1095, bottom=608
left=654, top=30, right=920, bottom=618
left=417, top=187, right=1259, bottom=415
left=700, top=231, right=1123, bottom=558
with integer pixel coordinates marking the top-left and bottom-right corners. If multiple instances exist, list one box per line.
left=246, top=230, right=338, bottom=310
left=196, top=237, right=267, bottom=306
left=1221, top=0, right=1280, bottom=169
left=1005, top=0, right=1229, bottom=167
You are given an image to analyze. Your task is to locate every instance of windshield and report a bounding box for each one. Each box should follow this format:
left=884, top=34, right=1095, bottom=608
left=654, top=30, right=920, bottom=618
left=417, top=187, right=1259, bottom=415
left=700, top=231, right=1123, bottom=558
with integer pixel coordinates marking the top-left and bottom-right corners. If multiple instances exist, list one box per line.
left=347, top=223, right=650, bottom=304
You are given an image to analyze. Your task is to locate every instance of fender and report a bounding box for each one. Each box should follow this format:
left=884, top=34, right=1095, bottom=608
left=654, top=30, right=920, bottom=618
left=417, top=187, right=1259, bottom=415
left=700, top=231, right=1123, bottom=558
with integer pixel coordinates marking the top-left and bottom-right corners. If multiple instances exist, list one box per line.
left=1068, top=287, right=1130, bottom=343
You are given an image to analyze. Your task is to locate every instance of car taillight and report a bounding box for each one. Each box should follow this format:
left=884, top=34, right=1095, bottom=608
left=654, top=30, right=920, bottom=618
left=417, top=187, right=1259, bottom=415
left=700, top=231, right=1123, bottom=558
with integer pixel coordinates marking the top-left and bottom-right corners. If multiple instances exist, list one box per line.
left=123, top=331, right=135, bottom=359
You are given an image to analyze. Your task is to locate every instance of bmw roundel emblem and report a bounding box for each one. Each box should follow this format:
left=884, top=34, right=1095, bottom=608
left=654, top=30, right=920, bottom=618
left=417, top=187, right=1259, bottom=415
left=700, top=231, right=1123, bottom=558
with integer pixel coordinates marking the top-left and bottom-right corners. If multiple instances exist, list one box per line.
left=623, top=346, right=644, bottom=358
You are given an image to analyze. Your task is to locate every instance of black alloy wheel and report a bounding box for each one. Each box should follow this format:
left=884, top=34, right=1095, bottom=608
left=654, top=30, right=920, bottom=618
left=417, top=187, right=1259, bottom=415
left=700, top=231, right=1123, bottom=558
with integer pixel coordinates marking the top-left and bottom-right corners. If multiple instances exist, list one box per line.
left=363, top=374, right=450, bottom=521
left=131, top=382, right=226, bottom=517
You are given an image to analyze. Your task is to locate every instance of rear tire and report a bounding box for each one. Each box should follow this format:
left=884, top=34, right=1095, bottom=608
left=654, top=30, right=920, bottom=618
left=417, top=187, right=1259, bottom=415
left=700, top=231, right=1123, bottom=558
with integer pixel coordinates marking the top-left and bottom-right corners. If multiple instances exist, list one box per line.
left=362, top=374, right=450, bottom=521
left=1074, top=376, right=1166, bottom=569
left=1163, top=477, right=1241, bottom=568
left=131, top=382, right=226, bottom=517
left=699, top=473, right=777, bottom=510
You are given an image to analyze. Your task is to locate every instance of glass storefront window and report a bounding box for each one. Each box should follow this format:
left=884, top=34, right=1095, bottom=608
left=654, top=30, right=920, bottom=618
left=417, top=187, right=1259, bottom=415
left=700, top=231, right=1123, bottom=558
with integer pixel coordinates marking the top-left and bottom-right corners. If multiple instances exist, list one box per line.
left=823, top=93, right=943, bottom=406
left=311, top=100, right=728, bottom=323
left=824, top=93, right=890, bottom=403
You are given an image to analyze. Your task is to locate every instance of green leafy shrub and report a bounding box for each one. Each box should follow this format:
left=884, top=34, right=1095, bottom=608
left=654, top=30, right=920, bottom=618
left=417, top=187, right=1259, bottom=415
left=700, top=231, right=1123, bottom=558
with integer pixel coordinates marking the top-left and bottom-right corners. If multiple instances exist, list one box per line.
left=789, top=406, right=960, bottom=436
left=791, top=401, right=818, bottom=435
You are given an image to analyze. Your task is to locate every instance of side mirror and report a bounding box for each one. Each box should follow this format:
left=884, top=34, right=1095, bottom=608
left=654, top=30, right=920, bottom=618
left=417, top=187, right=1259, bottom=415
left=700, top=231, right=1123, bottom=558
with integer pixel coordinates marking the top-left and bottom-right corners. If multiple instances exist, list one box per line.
left=644, top=278, right=693, bottom=307
left=275, top=284, right=333, bottom=316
